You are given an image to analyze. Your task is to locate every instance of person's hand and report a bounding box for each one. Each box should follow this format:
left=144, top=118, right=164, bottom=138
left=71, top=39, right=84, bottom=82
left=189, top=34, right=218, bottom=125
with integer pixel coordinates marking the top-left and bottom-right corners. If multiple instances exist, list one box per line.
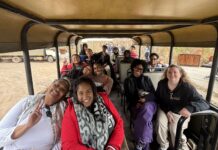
left=138, top=98, right=146, bottom=103
left=26, top=101, right=43, bottom=128
left=106, top=148, right=114, bottom=150
left=105, top=146, right=115, bottom=150
left=63, top=58, right=68, bottom=65
left=136, top=103, right=141, bottom=109
left=103, top=64, right=107, bottom=68
left=179, top=107, right=191, bottom=118
left=167, top=111, right=174, bottom=123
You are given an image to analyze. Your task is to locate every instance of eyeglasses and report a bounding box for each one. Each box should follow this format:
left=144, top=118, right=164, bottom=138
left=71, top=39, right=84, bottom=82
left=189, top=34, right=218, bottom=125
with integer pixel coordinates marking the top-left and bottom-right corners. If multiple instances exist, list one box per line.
left=134, top=67, right=143, bottom=71
left=45, top=105, right=52, bottom=118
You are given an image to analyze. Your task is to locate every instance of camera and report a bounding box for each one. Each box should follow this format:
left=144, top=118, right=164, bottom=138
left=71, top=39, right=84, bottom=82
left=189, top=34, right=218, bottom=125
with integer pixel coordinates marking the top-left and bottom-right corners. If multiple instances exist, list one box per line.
left=138, top=90, right=149, bottom=98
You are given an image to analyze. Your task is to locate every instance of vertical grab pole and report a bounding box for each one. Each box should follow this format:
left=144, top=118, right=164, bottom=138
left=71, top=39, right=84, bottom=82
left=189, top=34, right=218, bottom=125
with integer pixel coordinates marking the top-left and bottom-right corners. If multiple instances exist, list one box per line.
left=134, top=37, right=142, bottom=59
left=21, top=21, right=36, bottom=95
left=167, top=31, right=175, bottom=65
left=67, top=35, right=73, bottom=63
left=206, top=23, right=218, bottom=102
left=75, top=36, right=81, bottom=54
left=54, top=31, right=63, bottom=79
left=147, top=35, right=153, bottom=54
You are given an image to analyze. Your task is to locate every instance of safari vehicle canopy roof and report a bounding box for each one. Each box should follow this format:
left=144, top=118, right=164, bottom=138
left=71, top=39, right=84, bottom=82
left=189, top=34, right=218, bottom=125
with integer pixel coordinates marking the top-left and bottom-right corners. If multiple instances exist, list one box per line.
left=0, top=0, right=218, bottom=53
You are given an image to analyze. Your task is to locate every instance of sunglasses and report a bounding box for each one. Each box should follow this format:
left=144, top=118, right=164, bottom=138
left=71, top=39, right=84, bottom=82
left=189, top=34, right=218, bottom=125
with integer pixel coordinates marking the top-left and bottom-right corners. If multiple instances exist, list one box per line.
left=45, top=105, right=52, bottom=118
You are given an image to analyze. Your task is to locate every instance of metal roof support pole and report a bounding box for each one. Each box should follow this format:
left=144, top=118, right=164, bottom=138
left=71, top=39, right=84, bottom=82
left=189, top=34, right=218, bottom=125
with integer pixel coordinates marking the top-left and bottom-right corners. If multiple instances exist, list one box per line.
left=67, top=35, right=73, bottom=63
left=167, top=31, right=175, bottom=65
left=80, top=34, right=132, bottom=38
left=21, top=21, right=36, bottom=95
left=147, top=35, right=153, bottom=53
left=137, top=37, right=142, bottom=59
left=69, top=29, right=159, bottom=34
left=75, top=37, right=80, bottom=54
left=46, top=19, right=199, bottom=25
left=54, top=31, right=63, bottom=79
left=206, top=23, right=218, bottom=102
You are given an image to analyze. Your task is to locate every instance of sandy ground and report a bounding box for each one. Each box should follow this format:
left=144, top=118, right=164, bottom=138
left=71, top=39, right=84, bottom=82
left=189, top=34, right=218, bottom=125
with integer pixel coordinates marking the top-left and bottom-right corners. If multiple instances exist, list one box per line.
left=0, top=62, right=218, bottom=119
left=0, top=62, right=57, bottom=119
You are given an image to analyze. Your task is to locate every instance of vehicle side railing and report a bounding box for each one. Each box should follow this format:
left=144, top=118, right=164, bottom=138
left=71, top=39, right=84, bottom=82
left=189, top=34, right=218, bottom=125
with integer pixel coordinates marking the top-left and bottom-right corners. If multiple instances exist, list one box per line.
left=175, top=110, right=218, bottom=150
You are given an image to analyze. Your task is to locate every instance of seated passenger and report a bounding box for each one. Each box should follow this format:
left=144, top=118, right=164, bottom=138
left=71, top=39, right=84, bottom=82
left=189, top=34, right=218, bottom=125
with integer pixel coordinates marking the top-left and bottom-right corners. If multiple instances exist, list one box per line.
left=147, top=53, right=166, bottom=72
left=130, top=45, right=138, bottom=59
left=124, top=59, right=157, bottom=150
left=95, top=45, right=117, bottom=87
left=120, top=50, right=134, bottom=63
left=95, top=45, right=111, bottom=65
left=0, top=78, right=71, bottom=149
left=82, top=64, right=93, bottom=78
left=61, top=54, right=86, bottom=79
left=110, top=46, right=119, bottom=65
left=92, top=62, right=113, bottom=95
left=79, top=43, right=88, bottom=56
left=84, top=48, right=96, bottom=65
left=155, top=64, right=209, bottom=150
left=61, top=77, right=124, bottom=150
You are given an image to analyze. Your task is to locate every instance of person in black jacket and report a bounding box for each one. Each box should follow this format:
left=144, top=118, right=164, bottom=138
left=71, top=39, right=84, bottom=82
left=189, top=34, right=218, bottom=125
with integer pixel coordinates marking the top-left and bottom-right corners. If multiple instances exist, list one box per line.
left=121, top=50, right=134, bottom=63
left=124, top=59, right=157, bottom=150
left=84, top=48, right=96, bottom=66
left=155, top=64, right=209, bottom=150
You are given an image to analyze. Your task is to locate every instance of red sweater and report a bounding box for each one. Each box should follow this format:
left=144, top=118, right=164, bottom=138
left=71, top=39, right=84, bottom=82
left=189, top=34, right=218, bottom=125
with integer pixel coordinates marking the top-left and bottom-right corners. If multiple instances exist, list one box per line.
left=61, top=92, right=124, bottom=150
left=130, top=51, right=138, bottom=59
left=61, top=64, right=73, bottom=75
left=61, top=62, right=87, bottom=75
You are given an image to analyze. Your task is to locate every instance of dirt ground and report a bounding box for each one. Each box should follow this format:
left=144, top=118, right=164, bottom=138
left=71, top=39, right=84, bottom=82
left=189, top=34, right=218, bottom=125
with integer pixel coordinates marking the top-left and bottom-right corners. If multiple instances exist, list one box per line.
left=0, top=62, right=217, bottom=119
left=0, top=62, right=57, bottom=119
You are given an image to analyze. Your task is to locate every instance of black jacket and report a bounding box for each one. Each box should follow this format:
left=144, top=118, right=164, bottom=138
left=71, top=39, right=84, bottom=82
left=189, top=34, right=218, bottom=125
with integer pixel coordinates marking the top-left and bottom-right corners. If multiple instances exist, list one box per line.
left=124, top=75, right=155, bottom=108
left=155, top=79, right=209, bottom=114
left=95, top=52, right=111, bottom=65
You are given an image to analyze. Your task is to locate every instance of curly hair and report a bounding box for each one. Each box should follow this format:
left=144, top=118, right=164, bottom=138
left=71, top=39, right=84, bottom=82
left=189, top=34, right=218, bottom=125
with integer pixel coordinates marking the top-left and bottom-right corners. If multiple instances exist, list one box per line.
left=130, top=59, right=146, bottom=72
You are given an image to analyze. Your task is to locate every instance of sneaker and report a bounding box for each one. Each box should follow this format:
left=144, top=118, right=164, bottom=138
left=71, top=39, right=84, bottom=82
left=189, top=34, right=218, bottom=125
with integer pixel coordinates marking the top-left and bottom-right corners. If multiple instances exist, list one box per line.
left=135, top=141, right=148, bottom=150
left=135, top=143, right=143, bottom=150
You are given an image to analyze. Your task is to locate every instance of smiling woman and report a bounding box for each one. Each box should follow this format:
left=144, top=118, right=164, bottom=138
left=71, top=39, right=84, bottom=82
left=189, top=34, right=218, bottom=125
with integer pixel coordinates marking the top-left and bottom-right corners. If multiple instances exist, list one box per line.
left=61, top=76, right=124, bottom=150
left=0, top=0, right=218, bottom=149
left=155, top=64, right=210, bottom=150
left=92, top=62, right=114, bottom=94
left=124, top=59, right=157, bottom=150
left=0, top=78, right=71, bottom=150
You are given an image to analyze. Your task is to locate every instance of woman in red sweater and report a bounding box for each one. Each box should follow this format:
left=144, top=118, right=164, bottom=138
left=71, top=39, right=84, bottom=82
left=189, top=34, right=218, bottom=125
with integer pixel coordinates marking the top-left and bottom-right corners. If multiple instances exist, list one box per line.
left=61, top=54, right=86, bottom=77
left=61, top=77, right=124, bottom=150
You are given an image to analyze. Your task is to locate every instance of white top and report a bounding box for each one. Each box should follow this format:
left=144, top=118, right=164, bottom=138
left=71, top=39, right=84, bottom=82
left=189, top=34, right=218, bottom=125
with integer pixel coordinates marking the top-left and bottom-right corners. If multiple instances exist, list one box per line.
left=0, top=95, right=61, bottom=150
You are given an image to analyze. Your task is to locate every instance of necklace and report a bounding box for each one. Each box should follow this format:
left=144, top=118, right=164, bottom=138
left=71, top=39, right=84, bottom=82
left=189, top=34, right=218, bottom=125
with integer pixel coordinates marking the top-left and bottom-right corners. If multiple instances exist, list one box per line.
left=45, top=105, right=52, bottom=118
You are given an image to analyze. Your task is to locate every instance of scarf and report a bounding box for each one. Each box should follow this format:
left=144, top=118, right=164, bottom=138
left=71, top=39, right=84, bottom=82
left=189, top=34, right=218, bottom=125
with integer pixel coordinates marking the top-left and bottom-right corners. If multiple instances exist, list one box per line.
left=17, top=94, right=66, bottom=147
left=72, top=95, right=115, bottom=150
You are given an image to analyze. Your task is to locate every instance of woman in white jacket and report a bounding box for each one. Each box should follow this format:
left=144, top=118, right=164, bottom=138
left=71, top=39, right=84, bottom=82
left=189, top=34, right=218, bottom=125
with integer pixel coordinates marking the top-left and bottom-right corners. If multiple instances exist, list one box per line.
left=0, top=78, right=71, bottom=150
